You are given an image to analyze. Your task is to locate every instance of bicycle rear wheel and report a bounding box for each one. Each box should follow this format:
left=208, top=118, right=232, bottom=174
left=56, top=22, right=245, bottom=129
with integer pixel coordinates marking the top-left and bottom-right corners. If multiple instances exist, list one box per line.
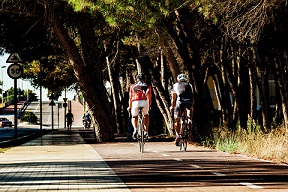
left=138, top=124, right=144, bottom=153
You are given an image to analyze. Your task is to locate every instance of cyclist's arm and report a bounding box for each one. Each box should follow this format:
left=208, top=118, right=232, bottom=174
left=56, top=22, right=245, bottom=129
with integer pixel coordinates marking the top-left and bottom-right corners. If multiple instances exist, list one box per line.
left=128, top=86, right=133, bottom=109
left=171, top=83, right=179, bottom=110
left=170, top=91, right=177, bottom=110
left=147, top=85, right=152, bottom=107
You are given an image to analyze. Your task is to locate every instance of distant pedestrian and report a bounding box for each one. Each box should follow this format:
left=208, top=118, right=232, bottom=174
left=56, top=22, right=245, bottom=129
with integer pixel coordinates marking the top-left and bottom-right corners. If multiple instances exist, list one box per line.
left=66, top=110, right=74, bottom=131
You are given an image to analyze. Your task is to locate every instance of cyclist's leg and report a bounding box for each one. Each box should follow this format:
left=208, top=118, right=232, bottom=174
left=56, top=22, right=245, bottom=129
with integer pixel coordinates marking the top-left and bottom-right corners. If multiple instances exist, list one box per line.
left=174, top=116, right=180, bottom=135
left=141, top=100, right=150, bottom=138
left=174, top=102, right=182, bottom=145
left=185, top=104, right=193, bottom=139
left=131, top=101, right=140, bottom=139
left=174, top=101, right=182, bottom=136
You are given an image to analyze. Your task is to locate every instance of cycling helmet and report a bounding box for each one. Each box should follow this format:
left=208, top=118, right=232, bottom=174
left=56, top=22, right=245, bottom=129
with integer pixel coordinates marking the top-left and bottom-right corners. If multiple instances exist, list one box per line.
left=135, top=73, right=146, bottom=81
left=177, top=73, right=188, bottom=82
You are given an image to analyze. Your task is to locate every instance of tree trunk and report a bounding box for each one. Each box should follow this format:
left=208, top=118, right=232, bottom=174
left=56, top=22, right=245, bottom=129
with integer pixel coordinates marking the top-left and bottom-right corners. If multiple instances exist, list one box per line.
left=248, top=65, right=256, bottom=122
left=216, top=36, right=234, bottom=129
left=50, top=10, right=114, bottom=141
left=106, top=56, right=121, bottom=134
left=273, top=56, right=288, bottom=131
left=251, top=46, right=270, bottom=131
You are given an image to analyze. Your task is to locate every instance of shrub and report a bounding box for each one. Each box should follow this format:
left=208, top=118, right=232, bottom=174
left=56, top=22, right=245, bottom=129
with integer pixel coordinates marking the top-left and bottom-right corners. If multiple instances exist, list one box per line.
left=20, top=111, right=38, bottom=124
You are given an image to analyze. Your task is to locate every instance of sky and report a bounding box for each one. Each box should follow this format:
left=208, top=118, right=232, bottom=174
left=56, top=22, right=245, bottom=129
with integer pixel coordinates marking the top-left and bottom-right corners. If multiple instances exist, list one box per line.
left=0, top=53, right=75, bottom=101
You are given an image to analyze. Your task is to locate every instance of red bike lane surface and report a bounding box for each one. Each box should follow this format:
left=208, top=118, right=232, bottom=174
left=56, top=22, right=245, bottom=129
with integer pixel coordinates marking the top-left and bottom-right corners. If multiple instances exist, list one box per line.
left=92, top=141, right=288, bottom=192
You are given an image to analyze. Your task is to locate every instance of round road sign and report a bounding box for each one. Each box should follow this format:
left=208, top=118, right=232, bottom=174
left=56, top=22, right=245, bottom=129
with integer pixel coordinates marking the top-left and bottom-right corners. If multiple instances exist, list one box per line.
left=7, top=63, right=23, bottom=79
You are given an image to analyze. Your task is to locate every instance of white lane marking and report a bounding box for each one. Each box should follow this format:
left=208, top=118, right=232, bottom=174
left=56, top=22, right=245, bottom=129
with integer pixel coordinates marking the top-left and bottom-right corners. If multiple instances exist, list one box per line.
left=190, top=164, right=202, bottom=169
left=173, top=158, right=183, bottom=161
left=240, top=182, right=263, bottom=189
left=162, top=154, right=170, bottom=157
left=212, top=172, right=226, bottom=176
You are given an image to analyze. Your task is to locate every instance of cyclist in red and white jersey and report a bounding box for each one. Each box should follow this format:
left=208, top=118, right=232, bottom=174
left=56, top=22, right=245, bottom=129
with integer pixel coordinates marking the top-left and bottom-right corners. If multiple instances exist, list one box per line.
left=128, top=73, right=152, bottom=140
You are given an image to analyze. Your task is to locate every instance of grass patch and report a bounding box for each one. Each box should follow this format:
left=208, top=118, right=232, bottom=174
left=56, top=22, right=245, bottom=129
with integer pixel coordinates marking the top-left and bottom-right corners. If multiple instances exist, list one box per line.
left=208, top=124, right=288, bottom=164
left=0, top=147, right=10, bottom=153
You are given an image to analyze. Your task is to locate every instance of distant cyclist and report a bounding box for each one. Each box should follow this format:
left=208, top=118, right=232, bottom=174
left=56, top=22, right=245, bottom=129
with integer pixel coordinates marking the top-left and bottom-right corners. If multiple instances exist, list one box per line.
left=128, top=73, right=152, bottom=140
left=170, top=73, right=194, bottom=146
left=82, top=110, right=92, bottom=128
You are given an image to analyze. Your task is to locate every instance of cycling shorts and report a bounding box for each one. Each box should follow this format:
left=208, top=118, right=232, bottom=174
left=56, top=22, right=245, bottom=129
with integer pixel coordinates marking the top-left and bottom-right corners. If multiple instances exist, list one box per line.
left=174, top=101, right=193, bottom=118
left=131, top=100, right=149, bottom=117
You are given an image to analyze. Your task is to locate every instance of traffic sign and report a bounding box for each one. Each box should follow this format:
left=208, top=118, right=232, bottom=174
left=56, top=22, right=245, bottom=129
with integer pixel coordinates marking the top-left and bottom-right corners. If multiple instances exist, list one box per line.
left=7, top=63, right=23, bottom=79
left=49, top=100, right=56, bottom=106
left=6, top=53, right=22, bottom=63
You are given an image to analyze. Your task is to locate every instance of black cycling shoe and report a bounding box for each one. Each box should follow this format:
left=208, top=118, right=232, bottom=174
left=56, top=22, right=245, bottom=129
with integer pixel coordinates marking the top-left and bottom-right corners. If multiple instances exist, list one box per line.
left=144, top=132, right=149, bottom=141
left=175, top=136, right=181, bottom=146
left=175, top=141, right=180, bottom=146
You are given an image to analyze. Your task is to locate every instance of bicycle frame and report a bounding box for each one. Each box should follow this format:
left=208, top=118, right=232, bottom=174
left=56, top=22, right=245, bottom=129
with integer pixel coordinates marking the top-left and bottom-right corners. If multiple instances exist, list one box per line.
left=137, top=107, right=145, bottom=153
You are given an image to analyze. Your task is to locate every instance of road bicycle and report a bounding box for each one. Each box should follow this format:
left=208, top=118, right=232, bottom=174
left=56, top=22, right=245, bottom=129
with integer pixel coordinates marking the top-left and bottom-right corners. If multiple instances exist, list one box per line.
left=137, top=107, right=145, bottom=153
left=178, top=108, right=191, bottom=152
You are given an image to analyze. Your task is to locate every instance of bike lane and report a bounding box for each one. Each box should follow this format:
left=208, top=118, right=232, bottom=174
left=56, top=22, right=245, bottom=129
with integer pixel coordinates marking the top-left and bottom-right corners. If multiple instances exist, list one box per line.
left=93, top=141, right=288, bottom=192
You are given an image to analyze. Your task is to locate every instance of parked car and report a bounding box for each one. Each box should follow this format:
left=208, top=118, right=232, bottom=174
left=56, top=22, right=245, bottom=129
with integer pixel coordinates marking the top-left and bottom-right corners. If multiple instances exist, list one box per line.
left=0, top=117, right=13, bottom=127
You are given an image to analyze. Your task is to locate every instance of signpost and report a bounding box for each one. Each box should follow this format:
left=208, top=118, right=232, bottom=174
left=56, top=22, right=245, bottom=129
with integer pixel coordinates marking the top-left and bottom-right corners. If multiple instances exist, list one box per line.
left=49, top=99, right=55, bottom=130
left=6, top=53, right=23, bottom=139
left=63, top=98, right=67, bottom=128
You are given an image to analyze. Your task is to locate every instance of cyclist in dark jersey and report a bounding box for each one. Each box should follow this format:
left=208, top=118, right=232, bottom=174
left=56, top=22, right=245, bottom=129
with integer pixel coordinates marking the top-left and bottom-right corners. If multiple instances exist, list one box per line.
left=170, top=73, right=194, bottom=146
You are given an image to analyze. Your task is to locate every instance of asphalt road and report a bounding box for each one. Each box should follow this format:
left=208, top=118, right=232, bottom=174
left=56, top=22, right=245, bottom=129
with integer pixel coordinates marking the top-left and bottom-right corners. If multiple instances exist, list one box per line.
left=93, top=141, right=288, bottom=192
left=24, top=100, right=83, bottom=128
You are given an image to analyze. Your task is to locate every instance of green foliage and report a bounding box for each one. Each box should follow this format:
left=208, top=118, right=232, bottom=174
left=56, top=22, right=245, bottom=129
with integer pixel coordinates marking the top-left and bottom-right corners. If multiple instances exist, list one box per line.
left=67, top=0, right=186, bottom=30
left=215, top=134, right=241, bottom=153
left=20, top=111, right=38, bottom=124
left=0, top=0, right=77, bottom=97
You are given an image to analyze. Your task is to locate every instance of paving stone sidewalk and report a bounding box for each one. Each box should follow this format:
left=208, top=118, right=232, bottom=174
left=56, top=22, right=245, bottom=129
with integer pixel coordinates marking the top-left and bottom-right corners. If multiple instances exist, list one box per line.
left=0, top=129, right=131, bottom=192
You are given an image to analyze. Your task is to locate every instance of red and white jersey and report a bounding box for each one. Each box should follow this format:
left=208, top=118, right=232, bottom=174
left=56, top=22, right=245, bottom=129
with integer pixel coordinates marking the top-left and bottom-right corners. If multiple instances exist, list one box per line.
left=129, top=81, right=152, bottom=101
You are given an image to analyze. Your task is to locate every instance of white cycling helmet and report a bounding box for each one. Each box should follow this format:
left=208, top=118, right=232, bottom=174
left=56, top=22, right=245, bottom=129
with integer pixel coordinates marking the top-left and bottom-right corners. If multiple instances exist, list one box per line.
left=177, top=73, right=188, bottom=82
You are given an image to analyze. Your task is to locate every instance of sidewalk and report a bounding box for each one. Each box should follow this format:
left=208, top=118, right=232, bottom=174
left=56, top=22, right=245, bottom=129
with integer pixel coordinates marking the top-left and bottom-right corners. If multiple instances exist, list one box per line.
left=0, top=128, right=131, bottom=192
